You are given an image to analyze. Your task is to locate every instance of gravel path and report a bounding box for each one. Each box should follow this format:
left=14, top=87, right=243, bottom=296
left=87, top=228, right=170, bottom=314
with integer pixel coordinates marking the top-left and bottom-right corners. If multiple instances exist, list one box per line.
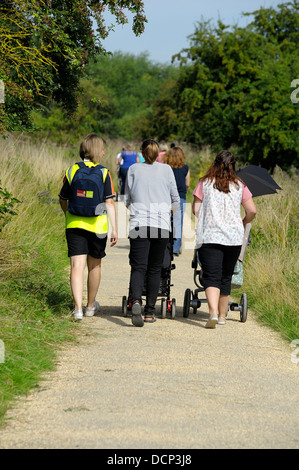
left=0, top=207, right=298, bottom=449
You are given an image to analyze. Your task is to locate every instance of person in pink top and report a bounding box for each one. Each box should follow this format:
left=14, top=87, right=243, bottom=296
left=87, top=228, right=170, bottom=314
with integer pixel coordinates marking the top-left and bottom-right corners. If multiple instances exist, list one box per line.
left=192, top=150, right=256, bottom=329
left=156, top=142, right=168, bottom=162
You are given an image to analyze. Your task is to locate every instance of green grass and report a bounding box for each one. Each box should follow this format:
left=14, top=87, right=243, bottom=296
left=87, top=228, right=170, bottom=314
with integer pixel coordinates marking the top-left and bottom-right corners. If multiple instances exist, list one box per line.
left=231, top=168, right=299, bottom=342
left=0, top=135, right=77, bottom=423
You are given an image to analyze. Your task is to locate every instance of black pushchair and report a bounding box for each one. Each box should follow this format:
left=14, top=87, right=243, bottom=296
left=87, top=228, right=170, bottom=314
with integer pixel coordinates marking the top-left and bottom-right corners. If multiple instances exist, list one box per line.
left=183, top=224, right=251, bottom=323
left=122, top=228, right=177, bottom=319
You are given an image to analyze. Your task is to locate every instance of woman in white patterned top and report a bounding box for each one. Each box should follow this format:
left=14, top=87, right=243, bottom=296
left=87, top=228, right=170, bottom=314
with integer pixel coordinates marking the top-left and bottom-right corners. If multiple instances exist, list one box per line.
left=192, top=150, right=256, bottom=329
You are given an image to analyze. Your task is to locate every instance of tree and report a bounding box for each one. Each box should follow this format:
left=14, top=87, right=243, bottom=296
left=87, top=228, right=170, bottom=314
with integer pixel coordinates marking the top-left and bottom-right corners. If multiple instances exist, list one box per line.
left=33, top=51, right=175, bottom=142
left=0, top=0, right=147, bottom=132
left=83, top=51, right=175, bottom=140
left=149, top=1, right=299, bottom=170
left=142, top=75, right=180, bottom=141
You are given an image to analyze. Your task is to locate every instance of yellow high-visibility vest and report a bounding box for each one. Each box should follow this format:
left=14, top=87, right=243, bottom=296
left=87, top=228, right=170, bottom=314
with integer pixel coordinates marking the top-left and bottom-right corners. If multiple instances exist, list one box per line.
left=65, top=161, right=108, bottom=235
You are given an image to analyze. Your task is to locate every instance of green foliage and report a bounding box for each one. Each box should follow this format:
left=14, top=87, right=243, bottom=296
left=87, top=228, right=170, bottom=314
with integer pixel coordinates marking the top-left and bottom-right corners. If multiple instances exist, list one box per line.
left=145, top=76, right=180, bottom=142
left=147, top=1, right=299, bottom=171
left=0, top=0, right=147, bottom=133
left=33, top=52, right=176, bottom=142
left=0, top=179, right=20, bottom=231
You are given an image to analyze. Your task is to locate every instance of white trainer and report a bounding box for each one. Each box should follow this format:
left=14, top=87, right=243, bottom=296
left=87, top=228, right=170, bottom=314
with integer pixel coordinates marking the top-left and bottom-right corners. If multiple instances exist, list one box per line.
left=85, top=300, right=100, bottom=317
left=73, top=309, right=83, bottom=321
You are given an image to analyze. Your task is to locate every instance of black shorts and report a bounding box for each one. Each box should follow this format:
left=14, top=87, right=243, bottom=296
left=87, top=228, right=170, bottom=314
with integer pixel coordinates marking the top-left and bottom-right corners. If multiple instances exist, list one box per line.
left=197, top=243, right=241, bottom=295
left=66, top=228, right=107, bottom=259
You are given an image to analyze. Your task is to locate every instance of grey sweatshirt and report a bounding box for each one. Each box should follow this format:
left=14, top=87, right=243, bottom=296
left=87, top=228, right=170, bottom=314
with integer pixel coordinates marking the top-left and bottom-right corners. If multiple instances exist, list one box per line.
left=125, top=162, right=180, bottom=232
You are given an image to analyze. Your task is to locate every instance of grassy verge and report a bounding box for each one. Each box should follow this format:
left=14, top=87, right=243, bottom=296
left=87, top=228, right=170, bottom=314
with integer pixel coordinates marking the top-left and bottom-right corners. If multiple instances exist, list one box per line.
left=0, top=135, right=76, bottom=424
left=233, top=167, right=299, bottom=342
left=0, top=134, right=128, bottom=424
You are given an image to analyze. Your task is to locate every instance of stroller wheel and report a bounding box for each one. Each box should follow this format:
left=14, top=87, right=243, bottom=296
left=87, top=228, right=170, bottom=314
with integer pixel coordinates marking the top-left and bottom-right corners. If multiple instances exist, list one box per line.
left=171, top=298, right=176, bottom=319
left=161, top=298, right=167, bottom=319
left=122, top=296, right=128, bottom=317
left=183, top=289, right=191, bottom=318
left=240, top=293, right=248, bottom=322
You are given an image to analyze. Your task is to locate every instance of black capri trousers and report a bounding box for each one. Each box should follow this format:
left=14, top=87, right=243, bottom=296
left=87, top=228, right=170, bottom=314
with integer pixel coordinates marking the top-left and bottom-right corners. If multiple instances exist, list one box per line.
left=197, top=243, right=242, bottom=295
left=129, top=227, right=169, bottom=311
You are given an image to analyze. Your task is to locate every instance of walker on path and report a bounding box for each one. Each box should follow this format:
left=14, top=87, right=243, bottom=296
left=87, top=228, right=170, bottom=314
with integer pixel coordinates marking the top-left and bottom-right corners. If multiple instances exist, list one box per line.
left=183, top=224, right=251, bottom=322
left=122, top=230, right=177, bottom=319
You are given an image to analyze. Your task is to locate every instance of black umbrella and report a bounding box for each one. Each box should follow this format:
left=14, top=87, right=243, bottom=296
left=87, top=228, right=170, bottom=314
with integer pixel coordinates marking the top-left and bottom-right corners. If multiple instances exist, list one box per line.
left=236, top=165, right=282, bottom=197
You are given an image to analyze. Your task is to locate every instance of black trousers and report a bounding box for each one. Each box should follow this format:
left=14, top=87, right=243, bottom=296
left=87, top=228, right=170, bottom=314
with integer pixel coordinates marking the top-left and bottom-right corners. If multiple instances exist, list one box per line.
left=119, top=167, right=129, bottom=195
left=197, top=243, right=241, bottom=295
left=129, top=227, right=169, bottom=314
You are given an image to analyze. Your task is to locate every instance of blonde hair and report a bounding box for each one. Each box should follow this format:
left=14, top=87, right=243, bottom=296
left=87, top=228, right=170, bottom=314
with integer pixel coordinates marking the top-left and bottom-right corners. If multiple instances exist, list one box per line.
left=159, top=142, right=168, bottom=152
left=80, top=133, right=106, bottom=163
left=163, top=146, right=185, bottom=168
left=124, top=143, right=133, bottom=151
left=141, top=139, right=159, bottom=164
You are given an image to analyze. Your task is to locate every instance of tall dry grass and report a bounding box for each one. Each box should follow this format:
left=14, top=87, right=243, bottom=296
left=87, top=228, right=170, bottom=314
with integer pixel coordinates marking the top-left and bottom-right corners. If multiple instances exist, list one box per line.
left=238, top=167, right=299, bottom=340
left=1, top=134, right=67, bottom=195
left=249, top=167, right=298, bottom=249
left=0, top=135, right=69, bottom=277
left=0, top=135, right=80, bottom=423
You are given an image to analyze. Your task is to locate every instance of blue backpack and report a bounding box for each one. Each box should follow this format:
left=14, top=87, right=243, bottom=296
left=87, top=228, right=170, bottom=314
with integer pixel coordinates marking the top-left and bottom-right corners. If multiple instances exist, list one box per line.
left=67, top=162, right=108, bottom=217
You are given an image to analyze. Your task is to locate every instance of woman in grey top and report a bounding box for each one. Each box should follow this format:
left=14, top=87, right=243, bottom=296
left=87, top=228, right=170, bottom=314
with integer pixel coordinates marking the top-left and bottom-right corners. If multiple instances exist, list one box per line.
left=125, top=139, right=180, bottom=326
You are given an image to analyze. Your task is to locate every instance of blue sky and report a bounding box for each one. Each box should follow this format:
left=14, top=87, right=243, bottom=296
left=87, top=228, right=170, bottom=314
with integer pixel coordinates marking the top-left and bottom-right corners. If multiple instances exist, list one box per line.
left=102, top=0, right=287, bottom=64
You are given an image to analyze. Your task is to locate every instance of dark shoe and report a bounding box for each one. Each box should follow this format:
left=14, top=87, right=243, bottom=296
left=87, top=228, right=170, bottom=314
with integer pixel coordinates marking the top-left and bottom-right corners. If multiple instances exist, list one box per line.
left=131, top=302, right=144, bottom=327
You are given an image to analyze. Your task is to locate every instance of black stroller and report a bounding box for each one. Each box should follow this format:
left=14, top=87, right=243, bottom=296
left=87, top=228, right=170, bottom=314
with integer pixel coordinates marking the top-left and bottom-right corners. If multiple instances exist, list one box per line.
left=122, top=229, right=177, bottom=319
left=183, top=224, right=251, bottom=323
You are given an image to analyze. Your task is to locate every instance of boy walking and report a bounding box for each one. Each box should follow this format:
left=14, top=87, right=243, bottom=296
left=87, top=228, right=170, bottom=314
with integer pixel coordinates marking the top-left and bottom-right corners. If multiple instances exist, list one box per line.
left=59, top=133, right=117, bottom=320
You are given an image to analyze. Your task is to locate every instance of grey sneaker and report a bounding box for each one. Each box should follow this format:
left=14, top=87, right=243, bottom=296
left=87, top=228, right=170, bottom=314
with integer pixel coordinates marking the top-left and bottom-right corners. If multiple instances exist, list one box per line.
left=73, top=309, right=83, bottom=321
left=205, top=316, right=218, bottom=329
left=131, top=302, right=144, bottom=327
left=85, top=300, right=100, bottom=317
